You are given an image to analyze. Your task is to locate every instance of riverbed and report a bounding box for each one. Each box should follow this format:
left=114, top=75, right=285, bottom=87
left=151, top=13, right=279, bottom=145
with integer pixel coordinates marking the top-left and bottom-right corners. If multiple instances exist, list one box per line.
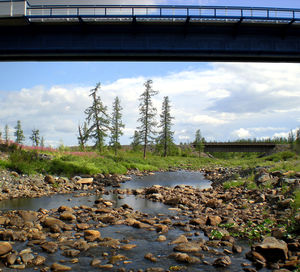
left=0, top=171, right=273, bottom=271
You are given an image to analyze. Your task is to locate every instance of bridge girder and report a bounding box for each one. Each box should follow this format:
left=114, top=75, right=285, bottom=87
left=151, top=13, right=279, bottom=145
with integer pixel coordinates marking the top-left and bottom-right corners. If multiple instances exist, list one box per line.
left=1, top=18, right=300, bottom=61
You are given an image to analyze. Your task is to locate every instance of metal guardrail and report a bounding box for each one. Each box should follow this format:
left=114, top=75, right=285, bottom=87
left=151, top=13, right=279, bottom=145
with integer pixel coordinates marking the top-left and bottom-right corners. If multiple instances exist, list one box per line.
left=1, top=0, right=300, bottom=23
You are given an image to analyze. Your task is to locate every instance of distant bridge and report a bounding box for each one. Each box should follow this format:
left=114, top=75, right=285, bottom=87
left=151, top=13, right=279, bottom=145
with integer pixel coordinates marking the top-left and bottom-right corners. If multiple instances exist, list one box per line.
left=1, top=1, right=300, bottom=61
left=204, top=143, right=276, bottom=153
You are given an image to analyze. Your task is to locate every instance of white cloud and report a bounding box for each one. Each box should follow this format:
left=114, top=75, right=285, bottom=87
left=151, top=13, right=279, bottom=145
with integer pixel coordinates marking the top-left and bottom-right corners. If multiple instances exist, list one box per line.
left=1, top=62, right=300, bottom=146
left=232, top=128, right=251, bottom=139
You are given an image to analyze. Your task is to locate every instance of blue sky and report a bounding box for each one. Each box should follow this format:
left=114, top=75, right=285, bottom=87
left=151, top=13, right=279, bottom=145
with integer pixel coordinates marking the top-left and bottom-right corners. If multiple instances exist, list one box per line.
left=0, top=1, right=300, bottom=147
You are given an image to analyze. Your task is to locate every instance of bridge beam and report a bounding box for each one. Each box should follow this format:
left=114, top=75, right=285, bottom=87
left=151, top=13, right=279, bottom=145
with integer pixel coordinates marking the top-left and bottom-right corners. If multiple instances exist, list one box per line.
left=204, top=144, right=276, bottom=153
left=1, top=19, right=300, bottom=61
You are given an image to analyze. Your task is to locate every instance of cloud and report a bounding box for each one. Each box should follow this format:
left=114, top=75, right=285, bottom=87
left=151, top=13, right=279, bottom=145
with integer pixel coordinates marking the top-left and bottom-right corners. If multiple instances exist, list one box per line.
left=1, top=62, right=299, bottom=146
left=232, top=128, right=251, bottom=139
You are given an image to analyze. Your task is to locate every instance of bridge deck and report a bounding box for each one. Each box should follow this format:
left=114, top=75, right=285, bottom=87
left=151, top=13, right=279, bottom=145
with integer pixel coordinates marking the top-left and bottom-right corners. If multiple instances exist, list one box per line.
left=1, top=2, right=300, bottom=61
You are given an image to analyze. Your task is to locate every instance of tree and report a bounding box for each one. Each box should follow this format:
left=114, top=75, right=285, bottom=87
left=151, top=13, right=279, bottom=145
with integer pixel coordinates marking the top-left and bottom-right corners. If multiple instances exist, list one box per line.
left=131, top=130, right=141, bottom=152
left=4, top=124, right=9, bottom=144
left=78, top=122, right=89, bottom=150
left=30, top=129, right=40, bottom=147
left=0, top=127, right=2, bottom=140
left=288, top=130, right=295, bottom=149
left=157, top=96, right=174, bottom=157
left=84, top=83, right=110, bottom=152
left=14, top=120, right=25, bottom=145
left=109, top=96, right=125, bottom=155
left=137, top=80, right=158, bottom=159
left=40, top=136, right=45, bottom=148
left=295, top=128, right=300, bottom=153
left=194, top=129, right=205, bottom=157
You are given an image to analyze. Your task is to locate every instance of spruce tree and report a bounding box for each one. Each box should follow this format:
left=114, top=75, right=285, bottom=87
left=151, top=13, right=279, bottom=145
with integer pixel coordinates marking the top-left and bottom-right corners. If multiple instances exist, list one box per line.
left=158, top=96, right=174, bottom=157
left=131, top=130, right=141, bottom=152
left=14, top=120, right=25, bottom=144
left=30, top=129, right=40, bottom=147
left=137, top=80, right=158, bottom=159
left=40, top=136, right=45, bottom=148
left=84, top=83, right=110, bottom=152
left=194, top=129, right=205, bottom=157
left=109, top=96, right=125, bottom=155
left=4, top=124, right=9, bottom=143
left=78, top=122, right=89, bottom=150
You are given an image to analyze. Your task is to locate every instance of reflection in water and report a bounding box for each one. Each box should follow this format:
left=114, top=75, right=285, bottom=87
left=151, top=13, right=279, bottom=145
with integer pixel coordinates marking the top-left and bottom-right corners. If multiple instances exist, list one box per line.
left=122, top=170, right=211, bottom=190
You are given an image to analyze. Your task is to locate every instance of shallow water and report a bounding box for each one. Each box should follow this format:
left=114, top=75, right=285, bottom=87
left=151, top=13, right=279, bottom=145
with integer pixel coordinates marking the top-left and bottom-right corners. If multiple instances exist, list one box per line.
left=122, top=170, right=211, bottom=190
left=0, top=171, right=271, bottom=272
left=0, top=171, right=211, bottom=212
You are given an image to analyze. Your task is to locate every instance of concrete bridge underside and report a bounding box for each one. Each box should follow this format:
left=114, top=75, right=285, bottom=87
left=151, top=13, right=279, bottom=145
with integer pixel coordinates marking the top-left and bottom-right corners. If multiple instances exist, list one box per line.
left=1, top=18, right=300, bottom=61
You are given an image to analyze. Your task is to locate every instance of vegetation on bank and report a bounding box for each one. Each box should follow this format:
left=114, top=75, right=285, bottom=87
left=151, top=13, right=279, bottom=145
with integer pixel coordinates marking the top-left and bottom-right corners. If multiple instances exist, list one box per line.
left=0, top=142, right=299, bottom=177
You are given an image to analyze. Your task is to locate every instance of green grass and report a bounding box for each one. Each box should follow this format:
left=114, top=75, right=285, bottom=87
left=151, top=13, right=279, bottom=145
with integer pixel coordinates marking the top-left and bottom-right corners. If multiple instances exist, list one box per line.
left=223, top=179, right=245, bottom=189
left=2, top=148, right=300, bottom=178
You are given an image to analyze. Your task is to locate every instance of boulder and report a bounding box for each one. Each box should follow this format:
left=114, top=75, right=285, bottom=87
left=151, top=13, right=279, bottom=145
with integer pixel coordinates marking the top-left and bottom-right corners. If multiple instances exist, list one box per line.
left=51, top=263, right=72, bottom=271
left=206, top=215, right=222, bottom=226
left=213, top=256, right=232, bottom=267
left=0, top=241, right=12, bottom=256
left=169, top=252, right=201, bottom=264
left=254, top=237, right=288, bottom=262
left=41, top=241, right=58, bottom=253
left=60, top=212, right=76, bottom=221
left=84, top=230, right=101, bottom=242
left=45, top=175, right=55, bottom=184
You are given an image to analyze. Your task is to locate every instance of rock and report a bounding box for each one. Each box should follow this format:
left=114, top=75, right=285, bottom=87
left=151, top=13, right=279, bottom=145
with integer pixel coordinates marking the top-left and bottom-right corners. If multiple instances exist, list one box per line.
left=206, top=215, right=222, bottom=226
left=145, top=268, right=164, bottom=272
left=76, top=223, right=90, bottom=230
left=120, top=244, right=136, bottom=250
left=174, top=242, right=202, bottom=253
left=246, top=251, right=266, bottom=268
left=0, top=241, right=12, bottom=256
left=20, top=252, right=35, bottom=264
left=170, top=235, right=188, bottom=245
left=33, top=255, right=46, bottom=266
left=76, top=178, right=93, bottom=185
left=10, top=264, right=26, bottom=269
left=60, top=212, right=76, bottom=221
left=213, top=256, right=232, bottom=267
left=90, top=259, right=101, bottom=266
left=144, top=253, right=157, bottom=262
left=164, top=197, right=181, bottom=206
left=43, top=216, right=66, bottom=229
left=109, top=254, right=127, bottom=264
left=170, top=252, right=201, bottom=264
left=156, top=235, right=167, bottom=242
left=63, top=249, right=80, bottom=257
left=84, top=230, right=101, bottom=242
left=51, top=263, right=72, bottom=271
left=41, top=241, right=58, bottom=253
left=45, top=175, right=55, bottom=184
left=232, top=244, right=243, bottom=253
left=254, top=237, right=288, bottom=262
left=6, top=252, right=17, bottom=265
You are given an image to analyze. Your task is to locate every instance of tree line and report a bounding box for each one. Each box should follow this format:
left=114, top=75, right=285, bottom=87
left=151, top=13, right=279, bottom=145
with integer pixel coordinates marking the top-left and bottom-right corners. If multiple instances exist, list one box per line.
left=0, top=121, right=45, bottom=147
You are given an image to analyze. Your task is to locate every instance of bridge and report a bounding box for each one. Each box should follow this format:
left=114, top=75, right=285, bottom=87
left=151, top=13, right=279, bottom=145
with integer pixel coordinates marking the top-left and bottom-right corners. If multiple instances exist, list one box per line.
left=203, top=143, right=276, bottom=153
left=1, top=1, right=300, bottom=61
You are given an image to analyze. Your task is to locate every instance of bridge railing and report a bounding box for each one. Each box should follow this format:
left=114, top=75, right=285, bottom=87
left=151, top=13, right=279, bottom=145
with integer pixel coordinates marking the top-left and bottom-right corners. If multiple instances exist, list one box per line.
left=1, top=1, right=300, bottom=23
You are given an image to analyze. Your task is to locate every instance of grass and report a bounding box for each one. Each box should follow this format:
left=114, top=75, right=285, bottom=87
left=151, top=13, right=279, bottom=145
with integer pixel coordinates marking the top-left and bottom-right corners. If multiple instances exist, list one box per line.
left=1, top=146, right=299, bottom=178
left=223, top=179, right=245, bottom=189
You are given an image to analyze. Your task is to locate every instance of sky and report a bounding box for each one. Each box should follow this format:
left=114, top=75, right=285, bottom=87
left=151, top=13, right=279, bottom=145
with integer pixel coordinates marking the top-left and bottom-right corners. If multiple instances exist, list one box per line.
left=0, top=0, right=300, bottom=147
